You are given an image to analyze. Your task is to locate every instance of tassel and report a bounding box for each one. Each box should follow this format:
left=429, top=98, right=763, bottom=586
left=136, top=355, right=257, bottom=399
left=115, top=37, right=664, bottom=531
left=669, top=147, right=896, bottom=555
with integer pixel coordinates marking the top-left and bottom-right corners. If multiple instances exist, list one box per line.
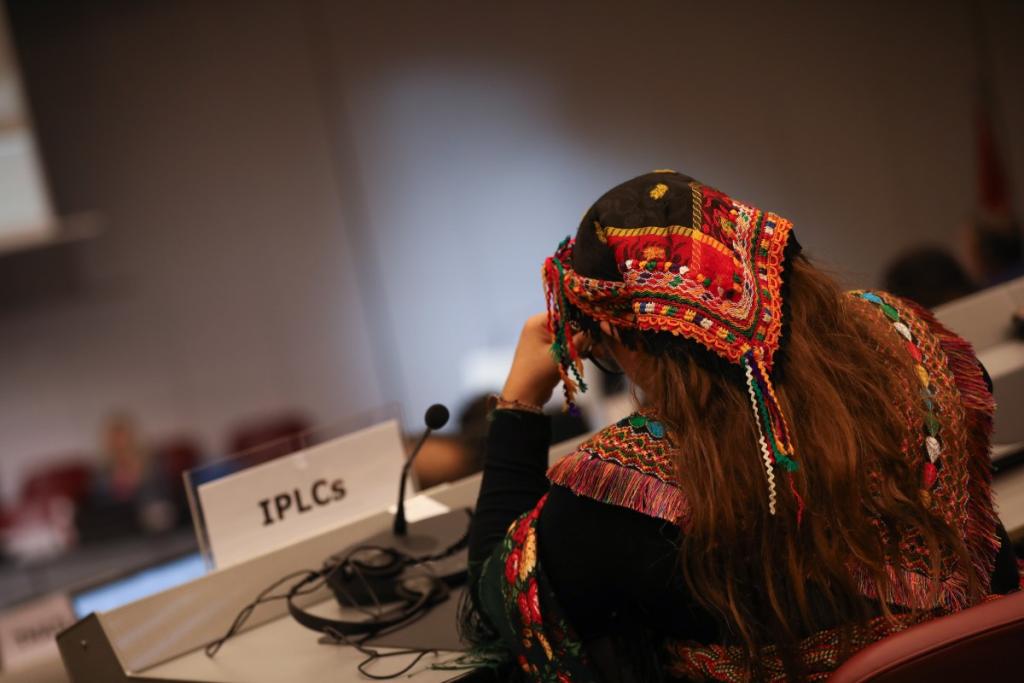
left=744, top=355, right=778, bottom=515
left=788, top=472, right=805, bottom=527
left=743, top=350, right=799, bottom=517
left=543, top=239, right=588, bottom=413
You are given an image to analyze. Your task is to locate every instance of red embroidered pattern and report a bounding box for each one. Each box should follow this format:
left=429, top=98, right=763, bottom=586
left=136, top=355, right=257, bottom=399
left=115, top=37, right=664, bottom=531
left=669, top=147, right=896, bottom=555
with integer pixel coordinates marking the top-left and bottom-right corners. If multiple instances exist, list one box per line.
left=560, top=181, right=793, bottom=371
left=542, top=176, right=800, bottom=515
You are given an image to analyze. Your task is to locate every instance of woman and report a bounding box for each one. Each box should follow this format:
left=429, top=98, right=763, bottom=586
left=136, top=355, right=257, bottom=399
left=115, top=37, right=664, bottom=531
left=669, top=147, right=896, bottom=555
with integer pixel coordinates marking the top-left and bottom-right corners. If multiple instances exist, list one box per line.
left=465, top=171, right=1019, bottom=682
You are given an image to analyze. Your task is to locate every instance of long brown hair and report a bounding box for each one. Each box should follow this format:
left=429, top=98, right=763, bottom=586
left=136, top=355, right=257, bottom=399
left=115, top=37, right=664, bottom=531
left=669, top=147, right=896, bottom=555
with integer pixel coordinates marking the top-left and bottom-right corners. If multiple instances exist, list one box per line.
left=624, top=257, right=983, bottom=678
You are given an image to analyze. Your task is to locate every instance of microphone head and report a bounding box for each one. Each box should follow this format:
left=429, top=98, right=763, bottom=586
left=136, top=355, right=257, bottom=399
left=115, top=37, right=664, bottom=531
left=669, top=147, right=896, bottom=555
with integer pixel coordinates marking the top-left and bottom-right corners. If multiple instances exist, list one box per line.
left=424, top=404, right=450, bottom=431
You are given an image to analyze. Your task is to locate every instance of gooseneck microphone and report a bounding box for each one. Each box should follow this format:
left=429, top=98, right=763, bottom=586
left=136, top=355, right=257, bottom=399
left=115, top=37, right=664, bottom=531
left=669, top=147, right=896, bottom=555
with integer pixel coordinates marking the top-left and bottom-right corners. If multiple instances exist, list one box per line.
left=393, top=403, right=449, bottom=536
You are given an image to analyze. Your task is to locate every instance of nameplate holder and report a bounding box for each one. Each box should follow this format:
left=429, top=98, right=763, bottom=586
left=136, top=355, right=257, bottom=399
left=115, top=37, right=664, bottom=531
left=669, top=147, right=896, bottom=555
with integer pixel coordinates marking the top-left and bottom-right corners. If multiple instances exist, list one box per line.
left=197, top=419, right=407, bottom=569
left=0, top=592, right=75, bottom=672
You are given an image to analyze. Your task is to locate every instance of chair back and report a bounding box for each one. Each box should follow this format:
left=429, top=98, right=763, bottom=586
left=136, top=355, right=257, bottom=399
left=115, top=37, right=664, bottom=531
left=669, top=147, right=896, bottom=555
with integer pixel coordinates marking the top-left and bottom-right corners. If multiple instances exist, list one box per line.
left=21, top=460, right=94, bottom=504
left=829, top=590, right=1024, bottom=682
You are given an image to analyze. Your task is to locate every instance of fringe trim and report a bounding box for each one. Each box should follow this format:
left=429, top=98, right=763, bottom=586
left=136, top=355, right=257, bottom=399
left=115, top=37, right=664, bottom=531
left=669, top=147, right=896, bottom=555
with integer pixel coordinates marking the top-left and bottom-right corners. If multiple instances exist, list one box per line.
left=896, top=298, right=1002, bottom=592
left=849, top=561, right=971, bottom=613
left=934, top=327, right=1001, bottom=589
left=906, top=302, right=1001, bottom=580
left=547, top=451, right=689, bottom=525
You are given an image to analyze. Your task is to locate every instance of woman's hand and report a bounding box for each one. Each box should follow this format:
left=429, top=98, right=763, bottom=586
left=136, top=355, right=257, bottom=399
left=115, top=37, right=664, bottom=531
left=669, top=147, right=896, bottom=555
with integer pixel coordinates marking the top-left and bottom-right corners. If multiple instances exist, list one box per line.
left=501, top=313, right=583, bottom=408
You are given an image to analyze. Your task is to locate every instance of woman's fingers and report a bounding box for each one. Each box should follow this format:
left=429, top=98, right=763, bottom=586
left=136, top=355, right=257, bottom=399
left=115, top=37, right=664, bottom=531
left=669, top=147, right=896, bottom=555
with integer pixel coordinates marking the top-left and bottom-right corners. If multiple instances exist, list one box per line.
left=502, top=314, right=565, bottom=408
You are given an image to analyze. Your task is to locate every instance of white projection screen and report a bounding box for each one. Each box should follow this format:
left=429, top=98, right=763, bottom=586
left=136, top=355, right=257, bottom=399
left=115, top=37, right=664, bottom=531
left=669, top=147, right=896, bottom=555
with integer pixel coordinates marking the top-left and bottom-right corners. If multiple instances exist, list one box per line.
left=0, top=5, right=55, bottom=254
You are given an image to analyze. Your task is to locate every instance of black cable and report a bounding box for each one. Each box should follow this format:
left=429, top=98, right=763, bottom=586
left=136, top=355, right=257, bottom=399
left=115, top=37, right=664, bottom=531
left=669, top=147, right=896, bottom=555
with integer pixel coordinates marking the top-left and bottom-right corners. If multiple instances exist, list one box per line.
left=359, top=648, right=437, bottom=679
left=323, top=620, right=438, bottom=680
left=204, top=517, right=469, bottom=667
left=206, top=542, right=396, bottom=657
left=415, top=523, right=470, bottom=564
left=204, top=569, right=317, bottom=657
left=316, top=546, right=452, bottom=678
left=206, top=553, right=357, bottom=657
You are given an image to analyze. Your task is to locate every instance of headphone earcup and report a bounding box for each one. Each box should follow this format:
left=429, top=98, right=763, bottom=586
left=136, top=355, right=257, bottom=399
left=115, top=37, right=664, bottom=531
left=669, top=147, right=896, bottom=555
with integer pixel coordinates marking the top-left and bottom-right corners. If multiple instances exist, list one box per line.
left=329, top=547, right=409, bottom=606
left=290, top=545, right=454, bottom=640
left=333, top=576, right=443, bottom=636
left=395, top=575, right=448, bottom=606
left=348, top=547, right=406, bottom=577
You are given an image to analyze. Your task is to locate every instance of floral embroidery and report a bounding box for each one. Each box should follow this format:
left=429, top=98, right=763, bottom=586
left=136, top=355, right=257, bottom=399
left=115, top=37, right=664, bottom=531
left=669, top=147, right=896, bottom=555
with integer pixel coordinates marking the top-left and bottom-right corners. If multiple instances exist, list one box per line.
left=498, top=495, right=589, bottom=680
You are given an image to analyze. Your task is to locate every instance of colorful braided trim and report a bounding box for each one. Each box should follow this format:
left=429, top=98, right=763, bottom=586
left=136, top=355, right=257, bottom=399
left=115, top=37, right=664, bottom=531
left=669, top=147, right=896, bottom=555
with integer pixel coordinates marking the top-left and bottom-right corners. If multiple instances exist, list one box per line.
left=856, top=291, right=945, bottom=493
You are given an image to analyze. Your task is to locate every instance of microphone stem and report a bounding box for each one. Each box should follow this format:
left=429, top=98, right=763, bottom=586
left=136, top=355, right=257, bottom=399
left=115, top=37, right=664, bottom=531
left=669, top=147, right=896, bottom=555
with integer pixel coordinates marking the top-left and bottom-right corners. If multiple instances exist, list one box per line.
left=394, top=428, right=432, bottom=536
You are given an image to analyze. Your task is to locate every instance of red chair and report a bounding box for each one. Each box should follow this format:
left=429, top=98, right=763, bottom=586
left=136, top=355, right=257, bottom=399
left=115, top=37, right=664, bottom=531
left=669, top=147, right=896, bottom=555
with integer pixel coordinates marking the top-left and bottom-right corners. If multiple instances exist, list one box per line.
left=20, top=460, right=94, bottom=505
left=9, top=460, right=94, bottom=554
left=152, top=436, right=203, bottom=526
left=829, top=591, right=1024, bottom=682
left=153, top=437, right=202, bottom=485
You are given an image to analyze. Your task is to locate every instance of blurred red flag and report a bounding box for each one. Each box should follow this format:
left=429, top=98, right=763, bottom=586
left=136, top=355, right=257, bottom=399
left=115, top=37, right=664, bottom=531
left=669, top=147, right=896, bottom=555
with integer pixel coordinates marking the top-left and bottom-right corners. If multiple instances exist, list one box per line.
left=976, top=96, right=1010, bottom=215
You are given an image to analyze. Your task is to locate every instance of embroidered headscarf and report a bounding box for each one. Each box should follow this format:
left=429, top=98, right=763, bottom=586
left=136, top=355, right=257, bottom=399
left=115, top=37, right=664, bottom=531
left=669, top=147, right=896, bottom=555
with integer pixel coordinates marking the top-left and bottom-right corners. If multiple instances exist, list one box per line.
left=543, top=170, right=800, bottom=514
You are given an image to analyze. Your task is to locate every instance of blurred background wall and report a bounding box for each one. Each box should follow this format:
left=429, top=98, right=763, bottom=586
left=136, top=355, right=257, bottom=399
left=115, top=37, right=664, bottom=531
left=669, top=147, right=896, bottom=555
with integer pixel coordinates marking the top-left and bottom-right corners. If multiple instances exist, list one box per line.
left=0, top=0, right=1021, bottom=503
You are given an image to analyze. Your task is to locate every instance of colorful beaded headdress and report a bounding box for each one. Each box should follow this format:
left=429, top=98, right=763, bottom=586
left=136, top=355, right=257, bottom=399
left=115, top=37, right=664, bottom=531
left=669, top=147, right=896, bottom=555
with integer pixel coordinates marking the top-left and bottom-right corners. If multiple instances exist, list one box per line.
left=543, top=171, right=800, bottom=515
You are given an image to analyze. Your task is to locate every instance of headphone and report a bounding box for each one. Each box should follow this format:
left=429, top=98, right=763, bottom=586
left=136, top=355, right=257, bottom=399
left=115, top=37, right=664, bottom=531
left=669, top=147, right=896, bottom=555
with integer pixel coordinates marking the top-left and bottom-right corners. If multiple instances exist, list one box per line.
left=287, top=543, right=453, bottom=638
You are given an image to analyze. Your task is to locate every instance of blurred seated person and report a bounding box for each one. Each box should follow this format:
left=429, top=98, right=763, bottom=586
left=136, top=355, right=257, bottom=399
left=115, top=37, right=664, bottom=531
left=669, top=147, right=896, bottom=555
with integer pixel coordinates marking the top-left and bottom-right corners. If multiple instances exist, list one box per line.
left=412, top=394, right=591, bottom=489
left=95, top=414, right=147, bottom=502
left=883, top=246, right=975, bottom=309
left=411, top=434, right=476, bottom=490
left=460, top=392, right=592, bottom=465
left=84, top=414, right=174, bottom=538
left=967, top=213, right=1024, bottom=287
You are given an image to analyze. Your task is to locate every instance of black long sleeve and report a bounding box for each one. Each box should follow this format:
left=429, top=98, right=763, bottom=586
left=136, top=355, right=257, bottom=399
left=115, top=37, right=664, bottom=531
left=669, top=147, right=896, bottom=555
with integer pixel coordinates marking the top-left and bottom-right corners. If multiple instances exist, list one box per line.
left=467, top=409, right=551, bottom=571
left=467, top=409, right=717, bottom=646
left=538, top=484, right=720, bottom=642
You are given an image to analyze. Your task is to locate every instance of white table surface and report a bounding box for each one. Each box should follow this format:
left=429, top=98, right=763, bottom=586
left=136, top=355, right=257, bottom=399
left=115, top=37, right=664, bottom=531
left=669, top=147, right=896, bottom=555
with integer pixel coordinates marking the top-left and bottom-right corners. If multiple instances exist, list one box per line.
left=140, top=598, right=461, bottom=682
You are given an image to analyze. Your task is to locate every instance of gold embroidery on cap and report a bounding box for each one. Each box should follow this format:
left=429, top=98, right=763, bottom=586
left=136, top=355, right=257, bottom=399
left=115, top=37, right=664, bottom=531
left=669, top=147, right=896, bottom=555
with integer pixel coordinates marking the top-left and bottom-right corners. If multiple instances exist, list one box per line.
left=594, top=221, right=608, bottom=244
left=642, top=245, right=666, bottom=260
left=690, top=182, right=703, bottom=230
left=649, top=183, right=669, bottom=200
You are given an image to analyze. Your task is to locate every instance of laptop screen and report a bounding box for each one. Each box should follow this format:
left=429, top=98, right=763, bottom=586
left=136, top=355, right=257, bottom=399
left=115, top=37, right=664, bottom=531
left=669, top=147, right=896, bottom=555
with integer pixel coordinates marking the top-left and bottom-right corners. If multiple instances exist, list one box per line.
left=71, top=553, right=207, bottom=618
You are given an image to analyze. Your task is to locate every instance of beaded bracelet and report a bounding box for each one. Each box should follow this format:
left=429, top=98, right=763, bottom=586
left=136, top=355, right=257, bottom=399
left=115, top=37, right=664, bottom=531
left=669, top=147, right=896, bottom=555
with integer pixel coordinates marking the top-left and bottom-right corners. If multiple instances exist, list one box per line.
left=490, top=394, right=544, bottom=415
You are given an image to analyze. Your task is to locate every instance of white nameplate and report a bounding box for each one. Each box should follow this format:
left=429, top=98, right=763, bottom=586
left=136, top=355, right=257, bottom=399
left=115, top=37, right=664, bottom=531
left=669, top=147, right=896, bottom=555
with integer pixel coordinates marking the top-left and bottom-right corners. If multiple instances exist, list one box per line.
left=0, top=593, right=75, bottom=672
left=198, top=419, right=407, bottom=568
